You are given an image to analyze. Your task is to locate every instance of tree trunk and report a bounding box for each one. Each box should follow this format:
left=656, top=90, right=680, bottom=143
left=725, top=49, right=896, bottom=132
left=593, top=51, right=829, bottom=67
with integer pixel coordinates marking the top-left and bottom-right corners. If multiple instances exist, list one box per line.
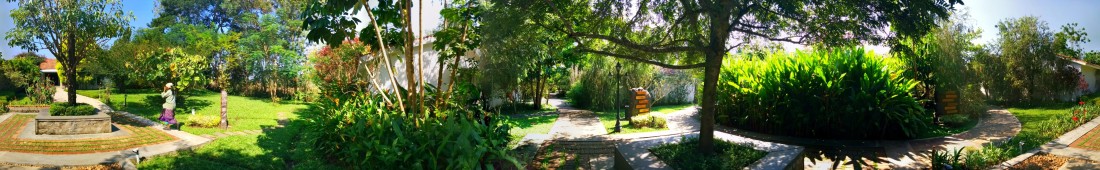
left=698, top=54, right=721, bottom=153
left=534, top=69, right=543, bottom=110
left=219, top=89, right=229, bottom=129
left=363, top=4, right=405, bottom=112
left=417, top=0, right=426, bottom=116
left=697, top=1, right=734, bottom=153
left=66, top=33, right=77, bottom=106
left=403, top=0, right=418, bottom=115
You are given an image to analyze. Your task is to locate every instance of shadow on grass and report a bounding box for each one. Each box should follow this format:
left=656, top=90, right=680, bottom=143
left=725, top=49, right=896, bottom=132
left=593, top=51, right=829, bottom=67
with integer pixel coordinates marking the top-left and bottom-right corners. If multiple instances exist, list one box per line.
left=507, top=112, right=558, bottom=129
left=138, top=110, right=339, bottom=170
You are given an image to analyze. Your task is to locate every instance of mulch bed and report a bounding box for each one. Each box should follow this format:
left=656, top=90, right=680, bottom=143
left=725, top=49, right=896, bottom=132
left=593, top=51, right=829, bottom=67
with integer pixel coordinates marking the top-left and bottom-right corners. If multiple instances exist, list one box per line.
left=0, top=114, right=177, bottom=154
left=1009, top=153, right=1071, bottom=170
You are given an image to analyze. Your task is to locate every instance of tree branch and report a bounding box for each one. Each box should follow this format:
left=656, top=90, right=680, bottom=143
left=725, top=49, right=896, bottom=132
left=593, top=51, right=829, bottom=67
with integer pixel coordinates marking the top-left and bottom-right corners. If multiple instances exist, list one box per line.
left=730, top=27, right=808, bottom=44
left=576, top=48, right=704, bottom=69
left=570, top=32, right=703, bottom=53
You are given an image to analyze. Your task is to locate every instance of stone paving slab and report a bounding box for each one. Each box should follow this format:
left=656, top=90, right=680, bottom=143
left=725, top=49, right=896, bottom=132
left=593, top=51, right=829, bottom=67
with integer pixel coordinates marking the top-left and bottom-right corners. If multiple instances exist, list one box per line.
left=0, top=128, right=210, bottom=166
left=1059, top=158, right=1100, bottom=169
left=548, top=108, right=607, bottom=140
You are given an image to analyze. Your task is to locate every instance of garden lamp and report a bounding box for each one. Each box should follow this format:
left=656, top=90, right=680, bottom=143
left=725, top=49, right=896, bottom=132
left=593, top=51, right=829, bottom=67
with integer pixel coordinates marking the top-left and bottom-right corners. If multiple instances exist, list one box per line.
left=615, top=62, right=622, bottom=132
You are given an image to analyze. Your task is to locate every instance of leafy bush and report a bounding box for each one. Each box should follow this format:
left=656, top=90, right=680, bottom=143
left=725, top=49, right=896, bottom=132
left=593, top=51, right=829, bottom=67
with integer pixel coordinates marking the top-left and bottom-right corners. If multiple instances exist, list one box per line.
left=186, top=114, right=221, bottom=128
left=717, top=47, right=929, bottom=139
left=629, top=114, right=667, bottom=128
left=49, top=103, right=98, bottom=116
left=300, top=95, right=518, bottom=169
left=940, top=114, right=972, bottom=127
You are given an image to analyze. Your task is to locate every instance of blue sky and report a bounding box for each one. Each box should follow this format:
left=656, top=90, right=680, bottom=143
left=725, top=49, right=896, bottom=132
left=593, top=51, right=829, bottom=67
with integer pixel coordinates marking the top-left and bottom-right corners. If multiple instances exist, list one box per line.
left=1, top=0, right=1098, bottom=59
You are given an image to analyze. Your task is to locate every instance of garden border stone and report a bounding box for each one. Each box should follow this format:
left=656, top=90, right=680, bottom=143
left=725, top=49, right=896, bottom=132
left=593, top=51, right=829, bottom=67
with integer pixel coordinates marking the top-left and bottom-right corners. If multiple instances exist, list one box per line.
left=35, top=110, right=112, bottom=135
left=6, top=105, right=50, bottom=113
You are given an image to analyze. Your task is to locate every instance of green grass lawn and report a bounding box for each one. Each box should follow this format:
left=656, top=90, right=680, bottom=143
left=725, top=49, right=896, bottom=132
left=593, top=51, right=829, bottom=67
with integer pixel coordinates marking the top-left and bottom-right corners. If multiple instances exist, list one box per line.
left=1008, top=102, right=1090, bottom=151
left=138, top=120, right=339, bottom=170
left=592, top=104, right=691, bottom=134
left=78, top=89, right=305, bottom=135
left=650, top=137, right=767, bottom=169
left=596, top=111, right=667, bottom=134
left=650, top=104, right=696, bottom=114
left=502, top=107, right=559, bottom=147
left=506, top=113, right=558, bottom=146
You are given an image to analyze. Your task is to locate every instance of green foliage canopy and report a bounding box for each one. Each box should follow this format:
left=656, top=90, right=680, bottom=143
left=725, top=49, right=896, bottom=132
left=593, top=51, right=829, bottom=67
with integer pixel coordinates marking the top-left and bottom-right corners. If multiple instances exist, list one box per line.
left=6, top=0, right=134, bottom=105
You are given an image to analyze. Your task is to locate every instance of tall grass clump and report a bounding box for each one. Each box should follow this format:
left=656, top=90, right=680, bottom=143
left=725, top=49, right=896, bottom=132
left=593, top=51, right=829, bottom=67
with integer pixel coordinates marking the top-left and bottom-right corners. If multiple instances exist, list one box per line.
left=717, top=47, right=929, bottom=139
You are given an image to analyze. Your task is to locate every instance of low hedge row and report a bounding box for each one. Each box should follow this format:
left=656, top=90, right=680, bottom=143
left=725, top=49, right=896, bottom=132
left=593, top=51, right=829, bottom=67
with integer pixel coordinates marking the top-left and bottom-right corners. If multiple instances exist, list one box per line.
left=49, top=103, right=98, bottom=116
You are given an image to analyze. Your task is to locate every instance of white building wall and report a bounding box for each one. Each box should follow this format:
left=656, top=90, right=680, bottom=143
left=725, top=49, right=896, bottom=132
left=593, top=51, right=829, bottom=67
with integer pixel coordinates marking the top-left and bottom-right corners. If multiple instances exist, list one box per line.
left=369, top=41, right=478, bottom=93
left=1083, top=66, right=1099, bottom=92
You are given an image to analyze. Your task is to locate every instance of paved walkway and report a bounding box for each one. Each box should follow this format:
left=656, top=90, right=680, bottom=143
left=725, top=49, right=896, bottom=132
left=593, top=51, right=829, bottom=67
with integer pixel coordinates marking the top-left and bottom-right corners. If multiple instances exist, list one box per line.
left=603, top=104, right=1022, bottom=169
left=0, top=87, right=211, bottom=169
left=705, top=108, right=1022, bottom=169
left=530, top=100, right=802, bottom=169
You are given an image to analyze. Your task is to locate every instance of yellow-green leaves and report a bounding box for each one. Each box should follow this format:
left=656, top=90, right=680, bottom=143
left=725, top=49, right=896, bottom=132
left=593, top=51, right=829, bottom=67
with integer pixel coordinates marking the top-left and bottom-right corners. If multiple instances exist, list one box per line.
left=717, top=47, right=927, bottom=139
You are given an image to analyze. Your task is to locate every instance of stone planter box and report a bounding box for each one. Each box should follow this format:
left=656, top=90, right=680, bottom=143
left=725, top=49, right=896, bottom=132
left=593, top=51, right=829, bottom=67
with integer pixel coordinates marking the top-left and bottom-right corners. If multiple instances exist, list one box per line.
left=6, top=105, right=50, bottom=113
left=35, top=111, right=112, bottom=135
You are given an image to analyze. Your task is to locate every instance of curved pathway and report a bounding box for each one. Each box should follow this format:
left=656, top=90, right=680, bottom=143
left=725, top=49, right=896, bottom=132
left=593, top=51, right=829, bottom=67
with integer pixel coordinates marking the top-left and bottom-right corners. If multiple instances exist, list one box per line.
left=704, top=108, right=1021, bottom=169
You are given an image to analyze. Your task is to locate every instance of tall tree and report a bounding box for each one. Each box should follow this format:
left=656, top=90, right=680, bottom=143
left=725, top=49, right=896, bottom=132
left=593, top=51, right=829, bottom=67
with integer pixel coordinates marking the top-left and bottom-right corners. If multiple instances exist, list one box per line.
left=6, top=0, right=133, bottom=106
left=988, top=16, right=1088, bottom=102
left=494, top=0, right=960, bottom=152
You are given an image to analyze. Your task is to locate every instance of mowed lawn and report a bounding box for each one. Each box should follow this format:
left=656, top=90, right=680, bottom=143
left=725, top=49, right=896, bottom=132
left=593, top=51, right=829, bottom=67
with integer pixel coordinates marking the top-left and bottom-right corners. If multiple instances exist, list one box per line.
left=137, top=121, right=338, bottom=169
left=78, top=89, right=305, bottom=135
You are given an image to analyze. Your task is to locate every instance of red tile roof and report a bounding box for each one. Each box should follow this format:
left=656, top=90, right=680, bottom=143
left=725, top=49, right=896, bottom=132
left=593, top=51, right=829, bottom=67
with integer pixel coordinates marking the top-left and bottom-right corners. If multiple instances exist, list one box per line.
left=39, top=59, right=57, bottom=70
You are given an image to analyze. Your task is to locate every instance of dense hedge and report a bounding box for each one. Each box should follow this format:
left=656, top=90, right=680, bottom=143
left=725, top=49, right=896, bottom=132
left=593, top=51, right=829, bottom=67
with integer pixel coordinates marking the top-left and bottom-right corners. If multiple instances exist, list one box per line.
left=49, top=103, right=98, bottom=116
left=717, top=48, right=929, bottom=139
left=300, top=96, right=517, bottom=169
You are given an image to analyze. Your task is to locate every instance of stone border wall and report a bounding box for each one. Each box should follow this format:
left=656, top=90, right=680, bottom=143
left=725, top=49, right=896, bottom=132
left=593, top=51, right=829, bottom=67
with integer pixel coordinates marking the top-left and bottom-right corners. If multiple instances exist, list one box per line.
left=35, top=111, right=112, bottom=135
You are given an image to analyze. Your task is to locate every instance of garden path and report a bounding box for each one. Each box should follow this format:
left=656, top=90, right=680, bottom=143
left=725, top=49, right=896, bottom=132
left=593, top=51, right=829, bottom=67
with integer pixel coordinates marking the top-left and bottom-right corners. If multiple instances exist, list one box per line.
left=603, top=104, right=1023, bottom=169
left=533, top=98, right=615, bottom=169
left=546, top=98, right=607, bottom=139
left=52, top=86, right=113, bottom=112
left=700, top=108, right=1022, bottom=169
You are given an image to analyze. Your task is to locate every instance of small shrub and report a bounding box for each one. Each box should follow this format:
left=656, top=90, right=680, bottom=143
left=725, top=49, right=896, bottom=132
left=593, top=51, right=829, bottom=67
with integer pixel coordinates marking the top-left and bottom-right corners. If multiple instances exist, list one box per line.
left=49, top=103, right=98, bottom=116
left=649, top=137, right=767, bottom=169
left=941, top=114, right=972, bottom=127
left=186, top=114, right=221, bottom=128
left=629, top=114, right=667, bottom=128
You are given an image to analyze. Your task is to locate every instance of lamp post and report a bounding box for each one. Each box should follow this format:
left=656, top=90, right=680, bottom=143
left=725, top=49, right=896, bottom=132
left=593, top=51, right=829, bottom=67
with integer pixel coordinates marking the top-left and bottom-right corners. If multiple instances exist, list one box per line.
left=615, top=62, right=622, bottom=132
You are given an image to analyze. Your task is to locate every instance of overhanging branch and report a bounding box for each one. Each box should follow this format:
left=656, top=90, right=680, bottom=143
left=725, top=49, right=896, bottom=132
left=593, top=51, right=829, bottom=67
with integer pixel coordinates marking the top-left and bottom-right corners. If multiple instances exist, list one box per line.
left=570, top=33, right=703, bottom=53
left=576, top=48, right=704, bottom=69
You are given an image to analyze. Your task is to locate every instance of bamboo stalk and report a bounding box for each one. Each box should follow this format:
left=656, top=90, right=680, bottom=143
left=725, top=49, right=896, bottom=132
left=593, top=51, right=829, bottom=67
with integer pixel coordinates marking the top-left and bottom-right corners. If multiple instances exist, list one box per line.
left=363, top=4, right=406, bottom=113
